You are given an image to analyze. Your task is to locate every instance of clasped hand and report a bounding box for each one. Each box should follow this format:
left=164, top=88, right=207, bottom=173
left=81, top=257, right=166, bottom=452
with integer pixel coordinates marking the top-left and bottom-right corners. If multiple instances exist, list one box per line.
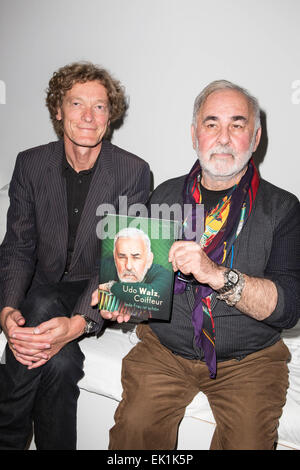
left=1, top=308, right=74, bottom=369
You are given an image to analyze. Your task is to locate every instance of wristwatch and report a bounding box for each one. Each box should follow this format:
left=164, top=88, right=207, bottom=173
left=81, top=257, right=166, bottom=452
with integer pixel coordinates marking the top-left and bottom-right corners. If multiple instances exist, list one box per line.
left=217, top=269, right=240, bottom=294
left=76, top=313, right=98, bottom=335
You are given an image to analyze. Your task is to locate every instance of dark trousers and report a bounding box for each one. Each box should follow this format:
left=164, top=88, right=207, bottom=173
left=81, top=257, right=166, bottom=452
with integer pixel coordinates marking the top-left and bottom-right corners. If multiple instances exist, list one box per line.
left=110, top=324, right=290, bottom=450
left=0, top=280, right=88, bottom=450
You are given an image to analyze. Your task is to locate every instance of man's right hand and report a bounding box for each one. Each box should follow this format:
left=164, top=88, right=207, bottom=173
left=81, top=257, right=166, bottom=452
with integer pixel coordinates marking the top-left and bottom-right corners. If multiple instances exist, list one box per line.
left=0, top=307, right=26, bottom=334
left=0, top=307, right=50, bottom=366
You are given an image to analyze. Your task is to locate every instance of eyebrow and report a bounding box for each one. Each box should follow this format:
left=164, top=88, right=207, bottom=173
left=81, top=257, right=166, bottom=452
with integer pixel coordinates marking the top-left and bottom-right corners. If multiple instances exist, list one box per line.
left=67, top=96, right=108, bottom=104
left=117, top=252, right=142, bottom=257
left=203, top=115, right=247, bottom=123
left=232, top=115, right=247, bottom=122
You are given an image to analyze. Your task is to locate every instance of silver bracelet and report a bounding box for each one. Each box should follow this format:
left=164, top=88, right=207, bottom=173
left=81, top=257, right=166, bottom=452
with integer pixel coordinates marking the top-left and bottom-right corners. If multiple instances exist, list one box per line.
left=216, top=272, right=245, bottom=307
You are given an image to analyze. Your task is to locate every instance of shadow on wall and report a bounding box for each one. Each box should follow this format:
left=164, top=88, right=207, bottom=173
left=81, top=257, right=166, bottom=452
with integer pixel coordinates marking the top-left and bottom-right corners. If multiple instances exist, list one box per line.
left=109, top=106, right=155, bottom=192
left=252, top=109, right=268, bottom=175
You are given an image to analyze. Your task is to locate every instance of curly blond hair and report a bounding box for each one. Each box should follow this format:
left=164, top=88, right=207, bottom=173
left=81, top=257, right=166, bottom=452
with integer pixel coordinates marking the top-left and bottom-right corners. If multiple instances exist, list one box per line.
left=46, top=61, right=127, bottom=138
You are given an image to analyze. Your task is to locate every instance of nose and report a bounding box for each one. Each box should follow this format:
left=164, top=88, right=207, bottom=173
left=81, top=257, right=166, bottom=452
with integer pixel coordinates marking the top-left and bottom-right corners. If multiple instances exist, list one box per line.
left=81, top=106, right=94, bottom=122
left=217, top=125, right=231, bottom=146
left=125, top=258, right=132, bottom=271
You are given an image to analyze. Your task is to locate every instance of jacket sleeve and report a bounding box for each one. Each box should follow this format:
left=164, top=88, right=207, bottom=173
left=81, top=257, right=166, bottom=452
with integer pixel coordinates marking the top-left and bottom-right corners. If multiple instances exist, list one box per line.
left=263, top=199, right=300, bottom=329
left=0, top=153, right=37, bottom=311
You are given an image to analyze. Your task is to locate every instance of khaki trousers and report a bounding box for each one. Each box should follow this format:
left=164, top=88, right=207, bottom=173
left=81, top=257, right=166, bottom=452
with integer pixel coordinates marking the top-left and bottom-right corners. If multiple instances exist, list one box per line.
left=109, top=324, right=290, bottom=450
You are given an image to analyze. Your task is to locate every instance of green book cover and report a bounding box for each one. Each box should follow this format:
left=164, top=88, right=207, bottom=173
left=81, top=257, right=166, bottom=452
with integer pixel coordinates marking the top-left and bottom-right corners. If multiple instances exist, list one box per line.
left=98, top=214, right=180, bottom=321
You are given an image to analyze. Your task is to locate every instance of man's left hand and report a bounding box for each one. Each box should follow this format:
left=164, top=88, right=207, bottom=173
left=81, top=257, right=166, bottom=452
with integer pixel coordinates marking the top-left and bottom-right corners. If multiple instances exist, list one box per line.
left=169, top=241, right=225, bottom=290
left=91, top=287, right=131, bottom=323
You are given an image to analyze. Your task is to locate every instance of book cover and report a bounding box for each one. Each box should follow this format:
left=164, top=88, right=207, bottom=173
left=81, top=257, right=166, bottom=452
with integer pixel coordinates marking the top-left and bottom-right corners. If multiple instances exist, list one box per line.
left=98, top=214, right=180, bottom=321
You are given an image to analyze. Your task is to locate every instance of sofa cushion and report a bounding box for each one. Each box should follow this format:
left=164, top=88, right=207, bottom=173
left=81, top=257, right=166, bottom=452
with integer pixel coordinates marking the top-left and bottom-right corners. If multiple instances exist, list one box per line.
left=78, top=322, right=300, bottom=449
left=277, top=322, right=300, bottom=448
left=78, top=327, right=139, bottom=400
left=0, top=322, right=300, bottom=449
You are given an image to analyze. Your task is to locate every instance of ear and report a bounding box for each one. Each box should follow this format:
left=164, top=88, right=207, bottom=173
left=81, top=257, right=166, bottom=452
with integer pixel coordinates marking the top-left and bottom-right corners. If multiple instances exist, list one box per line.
left=191, top=124, right=197, bottom=149
left=253, top=126, right=262, bottom=152
left=147, top=251, right=154, bottom=269
left=56, top=107, right=62, bottom=121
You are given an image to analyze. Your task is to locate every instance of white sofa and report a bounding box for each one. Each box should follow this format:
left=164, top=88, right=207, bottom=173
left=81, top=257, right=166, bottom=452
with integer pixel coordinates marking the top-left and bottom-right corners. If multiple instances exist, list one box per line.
left=0, top=185, right=299, bottom=451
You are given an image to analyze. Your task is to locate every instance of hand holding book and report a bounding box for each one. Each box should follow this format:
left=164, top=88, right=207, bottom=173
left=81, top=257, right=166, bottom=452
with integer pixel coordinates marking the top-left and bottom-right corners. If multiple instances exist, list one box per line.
left=90, top=286, right=131, bottom=323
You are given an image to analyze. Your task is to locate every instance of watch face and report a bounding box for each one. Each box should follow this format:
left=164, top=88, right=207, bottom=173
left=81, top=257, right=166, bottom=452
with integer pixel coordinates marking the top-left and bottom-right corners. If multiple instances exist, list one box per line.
left=228, top=270, right=239, bottom=284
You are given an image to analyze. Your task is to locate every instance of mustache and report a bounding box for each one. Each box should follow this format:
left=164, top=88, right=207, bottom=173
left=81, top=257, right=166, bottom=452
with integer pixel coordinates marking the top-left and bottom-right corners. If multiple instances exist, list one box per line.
left=208, top=145, right=237, bottom=158
left=120, top=270, right=138, bottom=278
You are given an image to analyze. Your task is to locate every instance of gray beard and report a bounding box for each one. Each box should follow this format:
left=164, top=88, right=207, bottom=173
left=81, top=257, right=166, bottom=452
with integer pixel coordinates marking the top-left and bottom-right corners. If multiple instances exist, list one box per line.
left=195, top=138, right=256, bottom=181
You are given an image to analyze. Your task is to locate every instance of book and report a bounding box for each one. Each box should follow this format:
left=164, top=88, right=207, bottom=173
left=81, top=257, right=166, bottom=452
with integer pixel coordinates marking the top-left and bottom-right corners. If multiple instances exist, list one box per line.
left=98, top=214, right=180, bottom=321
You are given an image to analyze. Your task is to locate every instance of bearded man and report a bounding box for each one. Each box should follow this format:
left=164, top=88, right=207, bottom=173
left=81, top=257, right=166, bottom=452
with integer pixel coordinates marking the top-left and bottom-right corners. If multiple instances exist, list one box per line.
left=98, top=80, right=300, bottom=450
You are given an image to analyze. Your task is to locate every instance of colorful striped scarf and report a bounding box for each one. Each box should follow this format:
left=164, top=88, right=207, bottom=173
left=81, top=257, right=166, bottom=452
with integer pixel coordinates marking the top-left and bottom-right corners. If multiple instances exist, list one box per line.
left=174, top=159, right=260, bottom=378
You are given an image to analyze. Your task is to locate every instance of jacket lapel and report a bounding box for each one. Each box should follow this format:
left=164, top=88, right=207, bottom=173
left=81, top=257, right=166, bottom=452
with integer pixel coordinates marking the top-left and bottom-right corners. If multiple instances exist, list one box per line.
left=45, top=140, right=69, bottom=264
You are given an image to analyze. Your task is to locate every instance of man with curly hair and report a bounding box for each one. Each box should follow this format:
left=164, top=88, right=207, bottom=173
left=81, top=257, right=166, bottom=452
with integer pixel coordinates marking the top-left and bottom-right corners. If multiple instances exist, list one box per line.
left=0, top=62, right=150, bottom=450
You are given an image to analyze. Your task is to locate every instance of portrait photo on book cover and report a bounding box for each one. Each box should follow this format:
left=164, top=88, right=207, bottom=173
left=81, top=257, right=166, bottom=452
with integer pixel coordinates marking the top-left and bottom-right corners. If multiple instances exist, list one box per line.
left=98, top=214, right=180, bottom=321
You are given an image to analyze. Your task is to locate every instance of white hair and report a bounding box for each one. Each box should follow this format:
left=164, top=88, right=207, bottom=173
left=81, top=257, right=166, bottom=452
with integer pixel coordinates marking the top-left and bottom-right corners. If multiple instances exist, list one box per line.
left=192, top=79, right=261, bottom=132
left=114, top=227, right=151, bottom=254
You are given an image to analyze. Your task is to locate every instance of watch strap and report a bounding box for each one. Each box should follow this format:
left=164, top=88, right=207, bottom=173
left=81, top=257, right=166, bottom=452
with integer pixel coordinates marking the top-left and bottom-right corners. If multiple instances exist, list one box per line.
left=217, top=269, right=240, bottom=294
left=75, top=313, right=99, bottom=335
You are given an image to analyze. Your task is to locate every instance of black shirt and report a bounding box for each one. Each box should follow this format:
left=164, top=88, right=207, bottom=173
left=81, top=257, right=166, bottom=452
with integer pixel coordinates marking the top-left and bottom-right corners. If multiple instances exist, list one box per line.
left=62, top=152, right=99, bottom=272
left=199, top=181, right=234, bottom=212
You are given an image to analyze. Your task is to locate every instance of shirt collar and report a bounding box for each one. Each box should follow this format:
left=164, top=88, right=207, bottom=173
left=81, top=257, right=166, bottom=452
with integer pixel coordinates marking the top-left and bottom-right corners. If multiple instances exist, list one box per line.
left=62, top=150, right=100, bottom=176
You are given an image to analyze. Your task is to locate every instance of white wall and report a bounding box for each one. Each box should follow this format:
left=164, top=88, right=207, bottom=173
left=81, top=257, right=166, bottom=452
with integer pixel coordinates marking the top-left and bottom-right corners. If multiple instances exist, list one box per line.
left=0, top=0, right=299, bottom=197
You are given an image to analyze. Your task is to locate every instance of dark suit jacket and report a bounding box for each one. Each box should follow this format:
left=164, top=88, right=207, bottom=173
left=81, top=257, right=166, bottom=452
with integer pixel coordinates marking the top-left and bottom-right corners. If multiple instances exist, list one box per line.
left=0, top=139, right=150, bottom=325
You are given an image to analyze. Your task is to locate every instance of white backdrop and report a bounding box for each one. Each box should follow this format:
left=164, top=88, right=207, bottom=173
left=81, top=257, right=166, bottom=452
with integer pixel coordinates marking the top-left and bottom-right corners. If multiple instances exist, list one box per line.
left=0, top=0, right=299, bottom=197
